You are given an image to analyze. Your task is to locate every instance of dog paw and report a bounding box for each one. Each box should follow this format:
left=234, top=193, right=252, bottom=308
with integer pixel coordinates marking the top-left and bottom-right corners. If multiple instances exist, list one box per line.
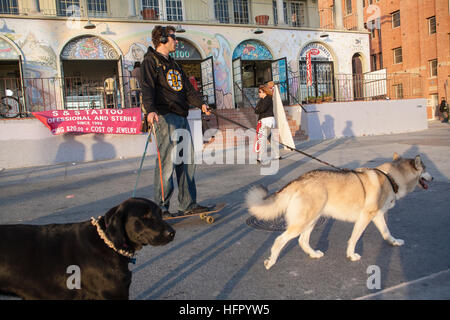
left=309, top=250, right=324, bottom=259
left=390, top=238, right=404, bottom=246
left=264, top=259, right=274, bottom=270
left=347, top=253, right=361, bottom=261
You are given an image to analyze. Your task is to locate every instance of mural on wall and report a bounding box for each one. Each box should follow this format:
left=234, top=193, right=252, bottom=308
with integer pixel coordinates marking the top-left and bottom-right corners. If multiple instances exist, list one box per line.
left=0, top=18, right=14, bottom=33
left=122, top=42, right=147, bottom=78
left=0, top=38, right=19, bottom=59
left=211, top=34, right=232, bottom=109
left=125, top=42, right=147, bottom=62
left=61, top=36, right=119, bottom=60
left=21, top=33, right=57, bottom=69
left=299, top=42, right=333, bottom=62
left=232, top=40, right=273, bottom=60
left=1, top=25, right=59, bottom=111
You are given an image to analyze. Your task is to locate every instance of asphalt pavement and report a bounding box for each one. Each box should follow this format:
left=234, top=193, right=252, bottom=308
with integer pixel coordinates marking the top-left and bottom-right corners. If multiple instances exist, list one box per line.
left=1, top=121, right=449, bottom=300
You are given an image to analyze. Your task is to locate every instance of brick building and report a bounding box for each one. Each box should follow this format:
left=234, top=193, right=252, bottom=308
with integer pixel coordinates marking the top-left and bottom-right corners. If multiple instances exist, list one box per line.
left=319, top=0, right=450, bottom=119
left=365, top=0, right=450, bottom=119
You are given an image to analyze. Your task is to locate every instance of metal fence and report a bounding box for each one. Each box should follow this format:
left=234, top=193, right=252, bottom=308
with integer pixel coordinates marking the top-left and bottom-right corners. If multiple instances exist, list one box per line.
left=284, top=72, right=423, bottom=105
left=0, top=76, right=142, bottom=117
left=0, top=72, right=424, bottom=117
left=231, top=72, right=423, bottom=109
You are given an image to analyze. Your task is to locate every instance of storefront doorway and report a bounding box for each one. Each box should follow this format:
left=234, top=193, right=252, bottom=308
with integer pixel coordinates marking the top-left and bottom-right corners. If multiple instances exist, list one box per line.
left=352, top=53, right=364, bottom=100
left=0, top=37, right=25, bottom=116
left=0, top=60, right=21, bottom=95
left=173, top=39, right=216, bottom=107
left=232, top=40, right=275, bottom=108
left=60, top=36, right=121, bottom=109
left=299, top=42, right=335, bottom=103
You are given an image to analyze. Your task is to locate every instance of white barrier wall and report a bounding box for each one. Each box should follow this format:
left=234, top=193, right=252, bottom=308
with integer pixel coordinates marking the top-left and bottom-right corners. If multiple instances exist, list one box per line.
left=300, top=99, right=428, bottom=140
left=0, top=110, right=202, bottom=169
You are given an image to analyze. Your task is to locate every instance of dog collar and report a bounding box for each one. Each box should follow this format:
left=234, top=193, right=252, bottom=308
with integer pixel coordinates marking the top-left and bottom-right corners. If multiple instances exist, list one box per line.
left=90, top=216, right=135, bottom=260
left=373, top=169, right=399, bottom=194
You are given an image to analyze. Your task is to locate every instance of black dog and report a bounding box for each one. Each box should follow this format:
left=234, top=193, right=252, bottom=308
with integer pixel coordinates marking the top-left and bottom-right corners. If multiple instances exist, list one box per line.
left=0, top=198, right=175, bottom=299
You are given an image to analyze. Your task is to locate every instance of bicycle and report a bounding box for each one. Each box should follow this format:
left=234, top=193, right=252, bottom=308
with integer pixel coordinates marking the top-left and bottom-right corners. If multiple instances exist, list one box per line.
left=0, top=89, right=23, bottom=118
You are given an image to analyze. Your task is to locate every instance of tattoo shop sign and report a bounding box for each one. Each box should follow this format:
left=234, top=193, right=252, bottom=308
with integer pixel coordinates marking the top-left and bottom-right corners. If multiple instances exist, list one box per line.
left=32, top=108, right=141, bottom=135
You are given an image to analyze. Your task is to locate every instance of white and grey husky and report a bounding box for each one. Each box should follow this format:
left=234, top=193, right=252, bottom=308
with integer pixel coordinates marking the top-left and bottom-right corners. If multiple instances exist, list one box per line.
left=246, top=153, right=433, bottom=270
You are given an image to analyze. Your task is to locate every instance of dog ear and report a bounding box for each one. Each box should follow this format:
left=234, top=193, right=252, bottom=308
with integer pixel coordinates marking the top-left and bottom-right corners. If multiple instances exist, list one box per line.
left=414, top=155, right=422, bottom=170
left=393, top=152, right=401, bottom=161
left=104, top=205, right=127, bottom=250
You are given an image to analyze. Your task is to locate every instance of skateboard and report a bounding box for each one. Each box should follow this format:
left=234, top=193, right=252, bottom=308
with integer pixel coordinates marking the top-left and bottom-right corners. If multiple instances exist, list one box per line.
left=163, top=202, right=226, bottom=224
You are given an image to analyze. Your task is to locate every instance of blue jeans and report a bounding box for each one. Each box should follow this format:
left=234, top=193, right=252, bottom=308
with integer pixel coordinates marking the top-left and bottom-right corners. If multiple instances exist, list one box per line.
left=153, top=113, right=197, bottom=212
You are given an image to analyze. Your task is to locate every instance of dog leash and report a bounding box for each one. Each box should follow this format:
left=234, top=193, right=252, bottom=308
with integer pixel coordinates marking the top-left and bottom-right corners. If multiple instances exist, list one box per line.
left=152, top=123, right=165, bottom=202
left=208, top=108, right=344, bottom=171
left=209, top=108, right=400, bottom=192
left=132, top=129, right=152, bottom=198
left=132, top=123, right=165, bottom=201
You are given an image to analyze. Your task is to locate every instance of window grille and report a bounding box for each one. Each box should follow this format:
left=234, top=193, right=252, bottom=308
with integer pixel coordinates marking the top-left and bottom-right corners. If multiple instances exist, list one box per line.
left=393, top=47, right=402, bottom=64
left=289, top=1, right=305, bottom=27
left=166, top=0, right=183, bottom=21
left=345, top=0, right=352, bottom=14
left=87, top=0, right=108, bottom=16
left=394, top=84, right=403, bottom=99
left=429, top=59, right=438, bottom=77
left=215, top=0, right=230, bottom=23
left=371, top=54, right=377, bottom=71
left=428, top=16, right=436, bottom=34
left=142, top=0, right=159, bottom=17
left=272, top=1, right=278, bottom=25
left=0, top=0, right=18, bottom=14
left=282, top=1, right=305, bottom=27
left=233, top=0, right=249, bottom=24
left=57, top=0, right=80, bottom=16
left=391, top=10, right=400, bottom=28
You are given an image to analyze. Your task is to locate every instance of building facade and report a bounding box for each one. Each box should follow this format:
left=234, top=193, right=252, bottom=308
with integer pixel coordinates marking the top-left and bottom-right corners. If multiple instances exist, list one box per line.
left=362, top=0, right=450, bottom=119
left=0, top=0, right=370, bottom=116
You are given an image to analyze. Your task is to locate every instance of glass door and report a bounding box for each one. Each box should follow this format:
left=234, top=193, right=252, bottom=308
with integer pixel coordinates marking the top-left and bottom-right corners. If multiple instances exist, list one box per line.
left=271, top=57, right=289, bottom=104
left=200, top=56, right=216, bottom=107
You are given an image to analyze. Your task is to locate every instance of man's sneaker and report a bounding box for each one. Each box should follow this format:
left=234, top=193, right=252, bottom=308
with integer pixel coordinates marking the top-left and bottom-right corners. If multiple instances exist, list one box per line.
left=177, top=204, right=212, bottom=216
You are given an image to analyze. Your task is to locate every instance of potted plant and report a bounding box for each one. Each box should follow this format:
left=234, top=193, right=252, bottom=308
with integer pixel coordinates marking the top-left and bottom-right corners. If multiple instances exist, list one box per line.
left=255, top=15, right=269, bottom=25
left=307, top=96, right=317, bottom=103
left=141, top=8, right=158, bottom=20
left=322, top=94, right=333, bottom=102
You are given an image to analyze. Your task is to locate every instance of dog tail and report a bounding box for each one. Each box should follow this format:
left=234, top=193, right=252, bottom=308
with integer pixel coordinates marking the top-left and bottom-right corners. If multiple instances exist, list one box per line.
left=246, top=185, right=291, bottom=221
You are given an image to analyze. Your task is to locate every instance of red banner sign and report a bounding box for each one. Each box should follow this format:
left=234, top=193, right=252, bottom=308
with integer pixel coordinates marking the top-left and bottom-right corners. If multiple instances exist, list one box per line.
left=32, top=108, right=142, bottom=135
left=306, top=49, right=320, bottom=87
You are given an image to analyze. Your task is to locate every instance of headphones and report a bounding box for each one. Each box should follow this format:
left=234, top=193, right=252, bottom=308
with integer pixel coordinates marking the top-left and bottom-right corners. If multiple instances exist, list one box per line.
left=160, top=26, right=168, bottom=44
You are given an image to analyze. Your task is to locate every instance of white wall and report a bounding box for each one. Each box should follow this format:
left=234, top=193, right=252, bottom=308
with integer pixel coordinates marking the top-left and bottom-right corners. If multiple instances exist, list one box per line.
left=0, top=110, right=202, bottom=169
left=301, top=99, right=428, bottom=140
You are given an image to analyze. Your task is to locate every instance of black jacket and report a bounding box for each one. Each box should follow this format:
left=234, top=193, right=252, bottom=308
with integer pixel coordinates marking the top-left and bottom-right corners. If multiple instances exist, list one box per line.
left=140, top=47, right=203, bottom=119
left=255, top=95, right=274, bottom=121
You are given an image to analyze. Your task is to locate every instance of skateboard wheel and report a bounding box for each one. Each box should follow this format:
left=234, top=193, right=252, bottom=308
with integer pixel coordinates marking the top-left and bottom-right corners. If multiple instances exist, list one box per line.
left=199, top=213, right=206, bottom=219
left=206, top=216, right=215, bottom=224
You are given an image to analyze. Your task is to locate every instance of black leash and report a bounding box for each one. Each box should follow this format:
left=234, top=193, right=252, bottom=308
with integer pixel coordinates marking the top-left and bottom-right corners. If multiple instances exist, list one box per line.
left=208, top=108, right=344, bottom=171
left=207, top=108, right=399, bottom=194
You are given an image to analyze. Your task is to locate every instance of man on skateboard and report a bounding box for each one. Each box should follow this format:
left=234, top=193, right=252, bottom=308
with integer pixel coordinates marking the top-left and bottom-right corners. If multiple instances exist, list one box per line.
left=140, top=25, right=211, bottom=217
